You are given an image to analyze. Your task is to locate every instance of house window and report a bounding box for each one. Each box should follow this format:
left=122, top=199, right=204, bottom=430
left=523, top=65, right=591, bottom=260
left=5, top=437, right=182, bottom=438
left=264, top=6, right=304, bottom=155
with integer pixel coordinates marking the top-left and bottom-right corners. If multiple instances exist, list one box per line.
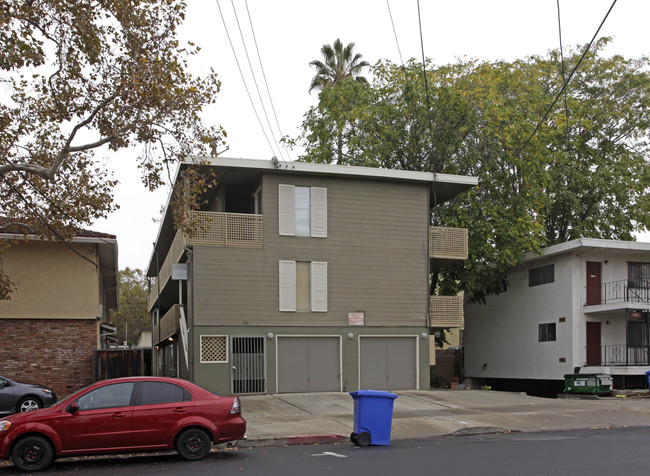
left=628, top=262, right=650, bottom=289
left=278, top=184, right=327, bottom=237
left=539, top=323, right=556, bottom=342
left=279, top=260, right=327, bottom=312
left=529, top=264, right=554, bottom=287
left=200, top=336, right=228, bottom=363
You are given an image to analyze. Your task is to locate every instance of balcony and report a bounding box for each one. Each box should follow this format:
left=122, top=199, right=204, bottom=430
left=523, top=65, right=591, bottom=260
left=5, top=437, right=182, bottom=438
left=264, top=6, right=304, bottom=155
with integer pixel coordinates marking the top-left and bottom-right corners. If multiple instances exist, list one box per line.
left=149, top=211, right=264, bottom=310
left=599, top=344, right=650, bottom=366
left=584, top=280, right=650, bottom=316
left=430, top=226, right=468, bottom=268
left=430, top=295, right=464, bottom=328
left=153, top=304, right=182, bottom=345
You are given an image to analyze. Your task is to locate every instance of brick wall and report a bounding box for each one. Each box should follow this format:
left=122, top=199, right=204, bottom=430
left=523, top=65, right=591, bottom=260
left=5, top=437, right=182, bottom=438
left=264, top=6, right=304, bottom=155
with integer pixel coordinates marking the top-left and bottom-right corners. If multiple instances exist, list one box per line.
left=0, top=318, right=97, bottom=398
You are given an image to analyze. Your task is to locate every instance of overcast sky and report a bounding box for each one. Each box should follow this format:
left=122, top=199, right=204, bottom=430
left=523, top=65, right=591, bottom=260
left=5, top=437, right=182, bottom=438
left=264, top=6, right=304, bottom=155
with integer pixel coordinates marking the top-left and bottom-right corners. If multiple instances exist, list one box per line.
left=91, top=0, right=650, bottom=270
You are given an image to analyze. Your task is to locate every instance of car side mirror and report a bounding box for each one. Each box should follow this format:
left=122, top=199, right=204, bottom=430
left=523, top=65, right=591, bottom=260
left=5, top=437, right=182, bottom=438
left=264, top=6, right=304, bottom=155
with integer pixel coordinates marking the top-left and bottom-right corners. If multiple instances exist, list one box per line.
left=68, top=402, right=80, bottom=413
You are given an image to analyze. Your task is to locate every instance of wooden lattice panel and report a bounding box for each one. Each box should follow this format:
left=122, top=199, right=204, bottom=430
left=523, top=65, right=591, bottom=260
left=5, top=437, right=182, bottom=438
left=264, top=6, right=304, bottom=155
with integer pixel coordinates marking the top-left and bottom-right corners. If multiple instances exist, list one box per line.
left=201, top=335, right=228, bottom=363
left=430, top=226, right=468, bottom=260
left=186, top=211, right=263, bottom=248
left=430, top=295, right=464, bottom=328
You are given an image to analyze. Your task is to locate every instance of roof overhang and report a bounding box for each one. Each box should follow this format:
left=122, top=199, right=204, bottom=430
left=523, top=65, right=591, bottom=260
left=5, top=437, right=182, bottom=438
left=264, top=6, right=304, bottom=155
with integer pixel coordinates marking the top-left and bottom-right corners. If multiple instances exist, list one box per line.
left=522, top=238, right=650, bottom=264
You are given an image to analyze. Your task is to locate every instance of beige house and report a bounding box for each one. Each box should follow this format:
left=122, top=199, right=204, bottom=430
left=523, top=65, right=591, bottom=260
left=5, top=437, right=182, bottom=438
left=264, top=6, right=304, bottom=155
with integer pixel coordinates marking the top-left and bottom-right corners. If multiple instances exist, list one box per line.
left=0, top=226, right=118, bottom=397
left=147, top=158, right=476, bottom=395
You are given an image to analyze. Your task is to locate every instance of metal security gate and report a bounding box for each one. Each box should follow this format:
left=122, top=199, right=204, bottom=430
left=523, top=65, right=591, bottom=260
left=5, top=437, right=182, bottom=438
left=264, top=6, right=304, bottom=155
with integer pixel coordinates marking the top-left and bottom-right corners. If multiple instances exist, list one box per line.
left=231, top=337, right=266, bottom=394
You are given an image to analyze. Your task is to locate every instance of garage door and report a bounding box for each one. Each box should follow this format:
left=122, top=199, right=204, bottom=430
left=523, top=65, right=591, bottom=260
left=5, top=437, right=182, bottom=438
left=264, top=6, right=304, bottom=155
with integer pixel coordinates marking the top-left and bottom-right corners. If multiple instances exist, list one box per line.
left=360, top=337, right=417, bottom=390
left=277, top=337, right=340, bottom=393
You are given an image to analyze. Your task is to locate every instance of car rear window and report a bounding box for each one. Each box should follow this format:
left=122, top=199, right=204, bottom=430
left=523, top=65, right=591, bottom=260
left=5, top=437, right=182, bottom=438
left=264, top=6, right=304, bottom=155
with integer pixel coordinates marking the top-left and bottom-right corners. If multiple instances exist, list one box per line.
left=138, top=381, right=191, bottom=405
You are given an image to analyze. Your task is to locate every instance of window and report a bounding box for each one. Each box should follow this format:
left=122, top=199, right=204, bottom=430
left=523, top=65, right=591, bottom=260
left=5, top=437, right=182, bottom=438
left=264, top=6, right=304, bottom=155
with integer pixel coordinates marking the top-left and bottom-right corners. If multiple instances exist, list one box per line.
left=628, top=262, right=650, bottom=289
left=539, top=323, right=556, bottom=342
left=138, top=381, right=190, bottom=405
left=279, top=260, right=328, bottom=312
left=529, top=264, right=554, bottom=287
left=77, top=382, right=135, bottom=410
left=278, top=184, right=327, bottom=237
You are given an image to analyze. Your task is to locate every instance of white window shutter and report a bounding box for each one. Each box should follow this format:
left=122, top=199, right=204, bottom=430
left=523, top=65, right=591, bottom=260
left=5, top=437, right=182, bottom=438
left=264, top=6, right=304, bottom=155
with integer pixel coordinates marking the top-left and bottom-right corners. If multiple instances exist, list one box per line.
left=311, top=262, right=328, bottom=312
left=310, top=187, right=327, bottom=238
left=278, top=184, right=295, bottom=236
left=279, top=261, right=296, bottom=311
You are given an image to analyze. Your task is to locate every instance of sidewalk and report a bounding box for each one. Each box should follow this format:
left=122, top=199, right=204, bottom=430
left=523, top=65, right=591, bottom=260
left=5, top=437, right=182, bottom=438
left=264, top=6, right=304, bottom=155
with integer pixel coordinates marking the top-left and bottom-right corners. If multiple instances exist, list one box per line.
left=235, top=389, right=650, bottom=447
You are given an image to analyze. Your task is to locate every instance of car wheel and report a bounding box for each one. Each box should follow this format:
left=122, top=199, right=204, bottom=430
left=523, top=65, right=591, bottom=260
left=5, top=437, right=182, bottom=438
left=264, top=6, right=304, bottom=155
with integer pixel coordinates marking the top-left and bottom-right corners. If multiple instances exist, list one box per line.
left=17, top=397, right=42, bottom=413
left=356, top=431, right=371, bottom=447
left=11, top=435, right=54, bottom=472
left=176, top=428, right=211, bottom=461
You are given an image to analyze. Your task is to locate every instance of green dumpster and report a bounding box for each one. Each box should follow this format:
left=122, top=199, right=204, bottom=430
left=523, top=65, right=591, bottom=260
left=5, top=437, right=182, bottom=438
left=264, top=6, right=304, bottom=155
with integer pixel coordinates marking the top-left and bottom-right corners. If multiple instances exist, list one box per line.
left=563, top=374, right=612, bottom=395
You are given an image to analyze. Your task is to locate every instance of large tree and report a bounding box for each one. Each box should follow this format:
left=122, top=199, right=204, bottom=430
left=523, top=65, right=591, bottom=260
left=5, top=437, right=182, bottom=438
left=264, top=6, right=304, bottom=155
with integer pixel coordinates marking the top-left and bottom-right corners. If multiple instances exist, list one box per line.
left=308, top=38, right=370, bottom=93
left=0, top=0, right=224, bottom=297
left=113, top=268, right=149, bottom=345
left=296, top=38, right=650, bottom=303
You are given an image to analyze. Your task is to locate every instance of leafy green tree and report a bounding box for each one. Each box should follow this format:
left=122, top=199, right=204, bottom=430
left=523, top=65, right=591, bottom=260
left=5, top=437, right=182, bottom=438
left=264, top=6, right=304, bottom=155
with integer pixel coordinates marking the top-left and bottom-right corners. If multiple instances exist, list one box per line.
left=296, top=38, right=650, bottom=303
left=0, top=0, right=224, bottom=297
left=114, top=268, right=149, bottom=346
left=309, top=39, right=370, bottom=93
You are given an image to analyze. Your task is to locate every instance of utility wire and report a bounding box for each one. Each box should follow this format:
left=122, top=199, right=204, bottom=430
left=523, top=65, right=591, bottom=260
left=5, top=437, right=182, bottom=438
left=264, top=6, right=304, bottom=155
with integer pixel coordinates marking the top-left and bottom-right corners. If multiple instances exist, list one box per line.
left=229, top=0, right=286, bottom=164
left=386, top=0, right=404, bottom=65
left=215, top=0, right=278, bottom=160
left=417, top=0, right=442, bottom=173
left=244, top=0, right=293, bottom=164
left=517, top=0, right=617, bottom=155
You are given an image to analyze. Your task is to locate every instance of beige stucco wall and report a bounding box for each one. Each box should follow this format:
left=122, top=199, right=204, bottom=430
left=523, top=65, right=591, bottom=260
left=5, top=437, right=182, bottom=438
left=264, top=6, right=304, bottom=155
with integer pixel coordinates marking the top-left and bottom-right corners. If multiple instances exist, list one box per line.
left=0, top=240, right=100, bottom=319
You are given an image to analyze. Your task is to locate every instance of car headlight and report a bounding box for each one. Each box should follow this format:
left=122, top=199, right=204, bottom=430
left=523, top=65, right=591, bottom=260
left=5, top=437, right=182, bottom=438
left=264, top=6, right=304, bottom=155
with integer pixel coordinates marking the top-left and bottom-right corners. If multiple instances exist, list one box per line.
left=0, top=421, right=11, bottom=431
left=40, top=389, right=53, bottom=395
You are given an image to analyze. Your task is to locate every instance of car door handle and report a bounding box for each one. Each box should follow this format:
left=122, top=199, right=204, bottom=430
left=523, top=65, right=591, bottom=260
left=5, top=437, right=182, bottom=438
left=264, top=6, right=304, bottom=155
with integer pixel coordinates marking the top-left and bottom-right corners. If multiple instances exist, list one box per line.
left=112, top=412, right=127, bottom=418
left=173, top=408, right=188, bottom=413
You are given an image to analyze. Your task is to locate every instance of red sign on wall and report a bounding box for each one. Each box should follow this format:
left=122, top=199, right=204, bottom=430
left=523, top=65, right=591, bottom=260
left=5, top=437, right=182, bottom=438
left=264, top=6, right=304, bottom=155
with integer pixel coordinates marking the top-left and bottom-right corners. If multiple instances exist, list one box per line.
left=348, top=312, right=365, bottom=326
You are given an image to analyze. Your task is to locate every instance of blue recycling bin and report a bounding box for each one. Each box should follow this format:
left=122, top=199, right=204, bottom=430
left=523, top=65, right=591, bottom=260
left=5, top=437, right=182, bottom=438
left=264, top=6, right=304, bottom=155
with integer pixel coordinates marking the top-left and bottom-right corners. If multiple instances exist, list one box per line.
left=349, top=390, right=398, bottom=446
left=645, top=370, right=650, bottom=390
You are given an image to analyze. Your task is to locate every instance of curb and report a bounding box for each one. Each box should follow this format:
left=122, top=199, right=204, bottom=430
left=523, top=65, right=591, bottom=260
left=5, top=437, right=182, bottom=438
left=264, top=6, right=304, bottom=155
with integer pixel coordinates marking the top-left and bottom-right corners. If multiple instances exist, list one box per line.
left=230, top=434, right=348, bottom=448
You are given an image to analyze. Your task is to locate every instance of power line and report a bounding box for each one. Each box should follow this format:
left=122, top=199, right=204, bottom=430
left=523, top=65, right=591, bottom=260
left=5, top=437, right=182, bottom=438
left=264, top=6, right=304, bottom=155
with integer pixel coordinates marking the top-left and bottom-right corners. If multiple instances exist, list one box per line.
left=244, top=0, right=293, bottom=164
left=229, top=0, right=287, bottom=164
left=215, top=0, right=279, bottom=160
left=517, top=0, right=618, bottom=156
left=386, top=0, right=404, bottom=65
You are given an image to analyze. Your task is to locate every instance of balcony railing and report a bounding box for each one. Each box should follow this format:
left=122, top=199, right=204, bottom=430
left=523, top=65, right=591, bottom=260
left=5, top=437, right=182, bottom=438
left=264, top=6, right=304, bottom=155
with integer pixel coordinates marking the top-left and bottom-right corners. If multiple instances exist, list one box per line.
left=185, top=211, right=263, bottom=248
left=585, top=280, right=650, bottom=306
left=430, top=295, right=464, bottom=328
left=430, top=226, right=468, bottom=263
left=149, top=211, right=264, bottom=310
left=600, top=344, right=650, bottom=366
left=153, top=304, right=182, bottom=345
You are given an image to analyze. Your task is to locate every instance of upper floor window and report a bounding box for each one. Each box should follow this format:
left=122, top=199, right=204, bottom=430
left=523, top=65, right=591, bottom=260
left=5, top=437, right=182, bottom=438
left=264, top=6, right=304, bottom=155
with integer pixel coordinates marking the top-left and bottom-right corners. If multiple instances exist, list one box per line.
left=628, top=262, right=650, bottom=289
left=279, top=260, right=327, bottom=312
left=529, top=264, right=554, bottom=287
left=278, top=184, right=327, bottom=237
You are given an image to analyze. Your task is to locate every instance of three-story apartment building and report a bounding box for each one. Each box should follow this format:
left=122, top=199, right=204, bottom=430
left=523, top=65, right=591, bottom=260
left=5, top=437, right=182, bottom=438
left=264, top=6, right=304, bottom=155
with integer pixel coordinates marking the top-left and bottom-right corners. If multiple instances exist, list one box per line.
left=147, top=158, right=476, bottom=395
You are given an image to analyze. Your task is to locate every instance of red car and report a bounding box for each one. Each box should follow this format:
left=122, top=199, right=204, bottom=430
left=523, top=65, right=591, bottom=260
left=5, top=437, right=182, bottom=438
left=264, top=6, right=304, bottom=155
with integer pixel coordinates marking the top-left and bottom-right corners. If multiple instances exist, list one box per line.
left=0, top=376, right=246, bottom=472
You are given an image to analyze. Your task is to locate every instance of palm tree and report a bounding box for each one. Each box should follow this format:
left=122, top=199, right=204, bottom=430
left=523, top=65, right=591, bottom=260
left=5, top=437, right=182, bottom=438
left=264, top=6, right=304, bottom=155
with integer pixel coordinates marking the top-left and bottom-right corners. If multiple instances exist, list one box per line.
left=309, top=39, right=370, bottom=93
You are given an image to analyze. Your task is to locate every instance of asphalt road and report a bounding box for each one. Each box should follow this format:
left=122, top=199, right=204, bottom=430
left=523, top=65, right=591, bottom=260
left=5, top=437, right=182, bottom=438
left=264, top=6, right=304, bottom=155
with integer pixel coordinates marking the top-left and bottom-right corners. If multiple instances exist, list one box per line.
left=1, top=427, right=648, bottom=475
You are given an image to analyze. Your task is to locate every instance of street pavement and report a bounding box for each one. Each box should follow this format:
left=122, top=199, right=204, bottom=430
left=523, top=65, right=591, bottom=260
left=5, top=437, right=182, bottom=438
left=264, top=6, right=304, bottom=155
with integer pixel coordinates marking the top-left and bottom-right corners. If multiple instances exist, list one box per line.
left=234, top=388, right=650, bottom=447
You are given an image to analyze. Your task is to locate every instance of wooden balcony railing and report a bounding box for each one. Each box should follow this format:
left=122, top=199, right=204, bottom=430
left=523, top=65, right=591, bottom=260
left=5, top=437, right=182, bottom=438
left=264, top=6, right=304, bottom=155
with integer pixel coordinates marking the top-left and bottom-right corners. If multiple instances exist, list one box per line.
left=153, top=304, right=182, bottom=345
left=430, top=226, right=468, bottom=263
left=149, top=211, right=264, bottom=310
left=430, top=295, right=464, bottom=328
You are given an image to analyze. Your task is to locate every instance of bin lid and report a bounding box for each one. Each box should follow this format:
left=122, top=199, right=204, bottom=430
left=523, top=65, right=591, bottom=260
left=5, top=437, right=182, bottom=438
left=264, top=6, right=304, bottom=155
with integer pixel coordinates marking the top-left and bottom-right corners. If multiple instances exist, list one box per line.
left=350, top=389, right=398, bottom=399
